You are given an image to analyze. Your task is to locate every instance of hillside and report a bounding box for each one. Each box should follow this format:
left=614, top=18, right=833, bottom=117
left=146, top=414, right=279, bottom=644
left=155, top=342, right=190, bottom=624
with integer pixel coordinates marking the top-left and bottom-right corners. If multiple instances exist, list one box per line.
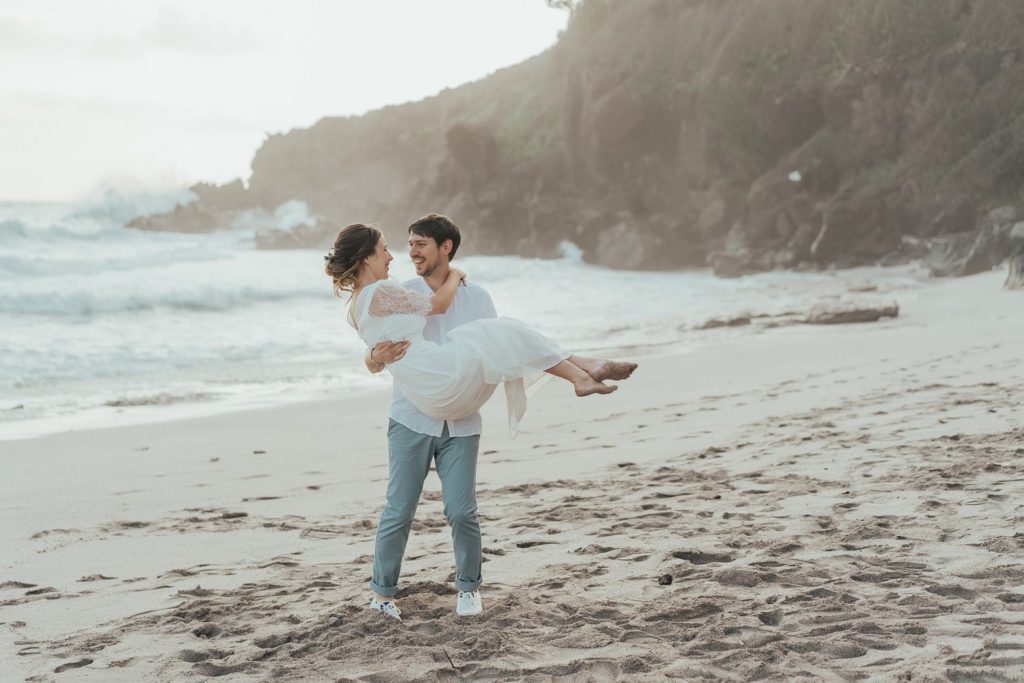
left=133, top=0, right=1024, bottom=279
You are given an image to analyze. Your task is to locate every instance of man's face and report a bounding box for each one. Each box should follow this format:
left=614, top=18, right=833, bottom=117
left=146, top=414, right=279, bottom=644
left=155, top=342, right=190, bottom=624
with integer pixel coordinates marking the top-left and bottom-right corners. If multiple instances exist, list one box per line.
left=408, top=232, right=449, bottom=277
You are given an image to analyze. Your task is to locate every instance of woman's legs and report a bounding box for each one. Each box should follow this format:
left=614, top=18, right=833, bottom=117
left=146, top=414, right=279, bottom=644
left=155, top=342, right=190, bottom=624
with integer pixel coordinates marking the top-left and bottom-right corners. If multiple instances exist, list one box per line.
left=544, top=355, right=638, bottom=396
left=545, top=359, right=618, bottom=396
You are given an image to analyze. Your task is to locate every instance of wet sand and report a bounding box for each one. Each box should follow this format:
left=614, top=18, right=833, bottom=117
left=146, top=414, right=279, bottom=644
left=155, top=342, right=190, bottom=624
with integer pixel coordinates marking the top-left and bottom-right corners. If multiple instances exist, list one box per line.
left=2, top=270, right=1023, bottom=681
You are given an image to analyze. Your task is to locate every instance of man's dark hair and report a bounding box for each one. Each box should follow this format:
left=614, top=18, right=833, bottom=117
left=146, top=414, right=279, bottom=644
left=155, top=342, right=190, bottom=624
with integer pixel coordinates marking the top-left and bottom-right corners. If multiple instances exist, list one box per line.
left=408, top=213, right=461, bottom=261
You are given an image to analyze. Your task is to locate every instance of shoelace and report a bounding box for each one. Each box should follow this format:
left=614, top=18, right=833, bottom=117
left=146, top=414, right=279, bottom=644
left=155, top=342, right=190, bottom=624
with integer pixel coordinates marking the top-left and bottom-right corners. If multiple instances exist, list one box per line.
left=458, top=591, right=477, bottom=599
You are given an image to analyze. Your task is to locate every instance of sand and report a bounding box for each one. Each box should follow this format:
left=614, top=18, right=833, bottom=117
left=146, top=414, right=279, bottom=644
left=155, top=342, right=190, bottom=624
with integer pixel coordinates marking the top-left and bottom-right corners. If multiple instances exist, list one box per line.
left=2, top=269, right=1023, bottom=681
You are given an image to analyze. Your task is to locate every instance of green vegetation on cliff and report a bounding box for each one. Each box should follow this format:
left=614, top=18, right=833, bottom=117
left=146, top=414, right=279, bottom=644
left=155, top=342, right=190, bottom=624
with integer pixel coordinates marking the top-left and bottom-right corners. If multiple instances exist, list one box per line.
left=158, top=0, right=1024, bottom=273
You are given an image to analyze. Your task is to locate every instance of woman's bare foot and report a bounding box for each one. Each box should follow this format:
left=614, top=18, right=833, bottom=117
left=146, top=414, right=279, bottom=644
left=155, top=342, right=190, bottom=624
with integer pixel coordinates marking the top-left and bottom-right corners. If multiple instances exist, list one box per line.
left=587, top=360, right=638, bottom=382
left=574, top=376, right=618, bottom=397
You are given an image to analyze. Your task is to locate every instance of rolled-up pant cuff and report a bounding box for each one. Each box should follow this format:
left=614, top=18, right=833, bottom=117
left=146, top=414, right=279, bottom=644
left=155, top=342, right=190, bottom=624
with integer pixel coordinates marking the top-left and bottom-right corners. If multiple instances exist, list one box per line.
left=455, top=576, right=482, bottom=592
left=370, top=580, right=398, bottom=597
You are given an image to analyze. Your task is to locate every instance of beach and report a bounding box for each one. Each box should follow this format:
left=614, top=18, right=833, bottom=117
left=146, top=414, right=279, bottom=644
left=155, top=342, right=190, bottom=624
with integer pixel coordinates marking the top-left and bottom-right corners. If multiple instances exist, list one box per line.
left=2, top=269, right=1023, bottom=681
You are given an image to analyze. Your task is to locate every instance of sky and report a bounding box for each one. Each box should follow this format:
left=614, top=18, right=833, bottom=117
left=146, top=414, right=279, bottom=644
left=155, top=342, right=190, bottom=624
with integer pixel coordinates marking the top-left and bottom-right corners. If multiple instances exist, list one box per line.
left=0, top=0, right=569, bottom=201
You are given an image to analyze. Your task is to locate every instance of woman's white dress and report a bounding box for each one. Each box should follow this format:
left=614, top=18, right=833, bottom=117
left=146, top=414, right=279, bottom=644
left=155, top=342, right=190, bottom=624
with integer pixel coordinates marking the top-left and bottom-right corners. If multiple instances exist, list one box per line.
left=349, top=280, right=568, bottom=435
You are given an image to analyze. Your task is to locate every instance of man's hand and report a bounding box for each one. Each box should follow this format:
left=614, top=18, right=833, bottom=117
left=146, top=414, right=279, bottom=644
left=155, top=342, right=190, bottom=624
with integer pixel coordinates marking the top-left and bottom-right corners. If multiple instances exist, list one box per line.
left=366, top=341, right=411, bottom=373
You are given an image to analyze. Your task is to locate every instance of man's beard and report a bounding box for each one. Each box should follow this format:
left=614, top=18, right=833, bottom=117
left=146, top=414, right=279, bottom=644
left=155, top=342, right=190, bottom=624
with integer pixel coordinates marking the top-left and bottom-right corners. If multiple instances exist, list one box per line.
left=418, top=260, right=437, bottom=277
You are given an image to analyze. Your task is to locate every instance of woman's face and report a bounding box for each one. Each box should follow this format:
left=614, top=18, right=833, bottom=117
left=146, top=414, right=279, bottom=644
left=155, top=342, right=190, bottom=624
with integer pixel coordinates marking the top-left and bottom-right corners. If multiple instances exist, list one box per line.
left=362, top=236, right=393, bottom=282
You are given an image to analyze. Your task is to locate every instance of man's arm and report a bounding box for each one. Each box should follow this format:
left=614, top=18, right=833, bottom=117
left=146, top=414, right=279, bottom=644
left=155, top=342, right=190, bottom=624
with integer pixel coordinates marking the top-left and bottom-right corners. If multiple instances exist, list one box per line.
left=364, top=341, right=410, bottom=373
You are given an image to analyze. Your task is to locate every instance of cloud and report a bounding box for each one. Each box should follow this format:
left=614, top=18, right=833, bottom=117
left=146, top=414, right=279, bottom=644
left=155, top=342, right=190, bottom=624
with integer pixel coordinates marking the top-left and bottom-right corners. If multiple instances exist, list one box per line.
left=0, top=13, right=63, bottom=52
left=30, top=6, right=265, bottom=59
left=87, top=34, right=146, bottom=59
left=141, top=6, right=261, bottom=55
left=0, top=6, right=260, bottom=59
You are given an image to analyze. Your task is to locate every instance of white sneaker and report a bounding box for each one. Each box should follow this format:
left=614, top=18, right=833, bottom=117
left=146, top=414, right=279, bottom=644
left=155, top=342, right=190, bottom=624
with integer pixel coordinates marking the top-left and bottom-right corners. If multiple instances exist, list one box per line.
left=369, top=598, right=402, bottom=621
left=456, top=590, right=483, bottom=616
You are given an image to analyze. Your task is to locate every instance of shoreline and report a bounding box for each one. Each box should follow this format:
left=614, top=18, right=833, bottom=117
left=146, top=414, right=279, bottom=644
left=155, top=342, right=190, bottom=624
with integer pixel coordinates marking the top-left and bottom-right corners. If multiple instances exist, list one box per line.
left=1, top=263, right=927, bottom=443
left=2, top=270, right=1022, bottom=680
left=0, top=329, right=701, bottom=444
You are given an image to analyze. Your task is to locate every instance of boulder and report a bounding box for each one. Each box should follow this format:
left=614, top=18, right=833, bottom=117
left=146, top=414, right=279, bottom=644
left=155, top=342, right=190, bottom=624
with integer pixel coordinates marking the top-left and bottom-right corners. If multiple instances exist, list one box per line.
left=708, top=250, right=756, bottom=278
left=254, top=220, right=338, bottom=250
left=880, top=235, right=929, bottom=266
left=771, top=248, right=799, bottom=269
left=987, top=205, right=1019, bottom=226
left=127, top=202, right=221, bottom=233
left=961, top=221, right=1014, bottom=275
left=925, top=231, right=978, bottom=277
left=190, top=179, right=248, bottom=213
left=1006, top=223, right=1024, bottom=290
left=900, top=235, right=930, bottom=260
left=927, top=208, right=1019, bottom=277
left=593, top=221, right=661, bottom=270
left=707, top=220, right=759, bottom=277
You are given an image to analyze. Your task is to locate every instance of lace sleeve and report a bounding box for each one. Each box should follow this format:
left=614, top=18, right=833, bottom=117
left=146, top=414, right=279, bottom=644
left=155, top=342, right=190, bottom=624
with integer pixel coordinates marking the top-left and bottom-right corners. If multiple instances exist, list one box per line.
left=368, top=283, right=433, bottom=317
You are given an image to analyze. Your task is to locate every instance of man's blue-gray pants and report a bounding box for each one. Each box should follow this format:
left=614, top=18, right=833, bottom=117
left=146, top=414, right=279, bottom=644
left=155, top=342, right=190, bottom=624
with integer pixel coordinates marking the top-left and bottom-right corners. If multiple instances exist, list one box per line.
left=370, top=419, right=483, bottom=597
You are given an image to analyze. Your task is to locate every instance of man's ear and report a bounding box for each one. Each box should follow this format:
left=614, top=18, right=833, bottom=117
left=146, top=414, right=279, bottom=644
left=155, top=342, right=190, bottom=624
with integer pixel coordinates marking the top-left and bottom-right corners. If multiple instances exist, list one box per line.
left=440, top=239, right=453, bottom=258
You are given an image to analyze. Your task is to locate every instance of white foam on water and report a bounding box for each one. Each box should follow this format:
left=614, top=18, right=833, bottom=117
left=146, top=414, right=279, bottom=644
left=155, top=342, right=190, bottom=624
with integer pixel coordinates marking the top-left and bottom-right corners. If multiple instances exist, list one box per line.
left=0, top=201, right=929, bottom=439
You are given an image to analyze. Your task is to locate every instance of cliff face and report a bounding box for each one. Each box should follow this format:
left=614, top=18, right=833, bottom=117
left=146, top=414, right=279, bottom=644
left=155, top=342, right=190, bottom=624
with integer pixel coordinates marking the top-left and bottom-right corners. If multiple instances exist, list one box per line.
left=142, top=0, right=1024, bottom=274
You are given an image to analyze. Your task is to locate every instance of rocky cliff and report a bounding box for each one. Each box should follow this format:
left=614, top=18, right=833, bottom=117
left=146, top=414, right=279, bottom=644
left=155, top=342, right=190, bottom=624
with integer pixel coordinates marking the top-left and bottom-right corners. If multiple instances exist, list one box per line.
left=134, top=0, right=1024, bottom=277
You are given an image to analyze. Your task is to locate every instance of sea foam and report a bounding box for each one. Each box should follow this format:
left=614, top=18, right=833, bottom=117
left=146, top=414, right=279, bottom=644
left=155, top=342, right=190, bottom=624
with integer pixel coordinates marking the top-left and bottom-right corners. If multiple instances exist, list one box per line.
left=0, top=199, right=927, bottom=436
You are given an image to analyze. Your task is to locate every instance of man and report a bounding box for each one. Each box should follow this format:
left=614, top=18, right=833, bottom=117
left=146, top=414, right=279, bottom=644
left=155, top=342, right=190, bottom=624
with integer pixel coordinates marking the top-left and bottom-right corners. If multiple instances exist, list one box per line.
left=364, top=213, right=496, bottom=621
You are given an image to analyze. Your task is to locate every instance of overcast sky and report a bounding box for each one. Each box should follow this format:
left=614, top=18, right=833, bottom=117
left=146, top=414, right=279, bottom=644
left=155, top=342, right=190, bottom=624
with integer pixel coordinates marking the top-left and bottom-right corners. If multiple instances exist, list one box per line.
left=0, top=0, right=568, bottom=201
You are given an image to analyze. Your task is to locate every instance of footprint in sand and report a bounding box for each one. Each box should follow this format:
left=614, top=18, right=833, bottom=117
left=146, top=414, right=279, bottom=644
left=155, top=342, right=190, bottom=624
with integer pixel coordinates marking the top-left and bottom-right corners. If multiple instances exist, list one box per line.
left=192, top=662, right=249, bottom=677
left=670, top=550, right=734, bottom=564
left=178, top=648, right=232, bottom=662
left=53, top=658, right=93, bottom=673
left=191, top=623, right=223, bottom=639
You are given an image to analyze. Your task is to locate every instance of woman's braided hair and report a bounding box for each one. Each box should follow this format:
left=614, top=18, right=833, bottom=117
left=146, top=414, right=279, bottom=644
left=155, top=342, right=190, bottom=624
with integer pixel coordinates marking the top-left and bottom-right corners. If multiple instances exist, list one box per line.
left=324, top=223, right=382, bottom=297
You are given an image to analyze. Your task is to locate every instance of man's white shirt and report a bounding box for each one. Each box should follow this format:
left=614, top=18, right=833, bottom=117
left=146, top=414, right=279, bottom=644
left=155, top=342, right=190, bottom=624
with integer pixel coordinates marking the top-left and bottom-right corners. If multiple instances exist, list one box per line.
left=387, top=277, right=498, bottom=437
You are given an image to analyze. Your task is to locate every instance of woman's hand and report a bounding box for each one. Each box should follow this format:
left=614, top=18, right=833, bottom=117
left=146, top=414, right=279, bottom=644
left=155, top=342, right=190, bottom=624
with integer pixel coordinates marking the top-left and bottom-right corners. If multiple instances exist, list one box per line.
left=430, top=268, right=465, bottom=314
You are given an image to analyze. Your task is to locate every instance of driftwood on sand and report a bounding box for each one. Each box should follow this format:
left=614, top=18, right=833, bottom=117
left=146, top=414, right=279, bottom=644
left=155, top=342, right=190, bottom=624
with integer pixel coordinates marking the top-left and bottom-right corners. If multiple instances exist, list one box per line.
left=697, top=301, right=899, bottom=330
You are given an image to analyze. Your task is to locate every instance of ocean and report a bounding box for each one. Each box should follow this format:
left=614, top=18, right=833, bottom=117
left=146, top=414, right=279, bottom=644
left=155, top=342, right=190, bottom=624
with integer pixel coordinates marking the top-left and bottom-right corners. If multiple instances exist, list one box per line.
left=0, top=197, right=927, bottom=439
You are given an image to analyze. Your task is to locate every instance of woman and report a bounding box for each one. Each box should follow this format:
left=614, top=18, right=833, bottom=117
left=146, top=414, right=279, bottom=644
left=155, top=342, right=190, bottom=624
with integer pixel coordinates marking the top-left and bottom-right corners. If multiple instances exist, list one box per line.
left=325, top=224, right=637, bottom=431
